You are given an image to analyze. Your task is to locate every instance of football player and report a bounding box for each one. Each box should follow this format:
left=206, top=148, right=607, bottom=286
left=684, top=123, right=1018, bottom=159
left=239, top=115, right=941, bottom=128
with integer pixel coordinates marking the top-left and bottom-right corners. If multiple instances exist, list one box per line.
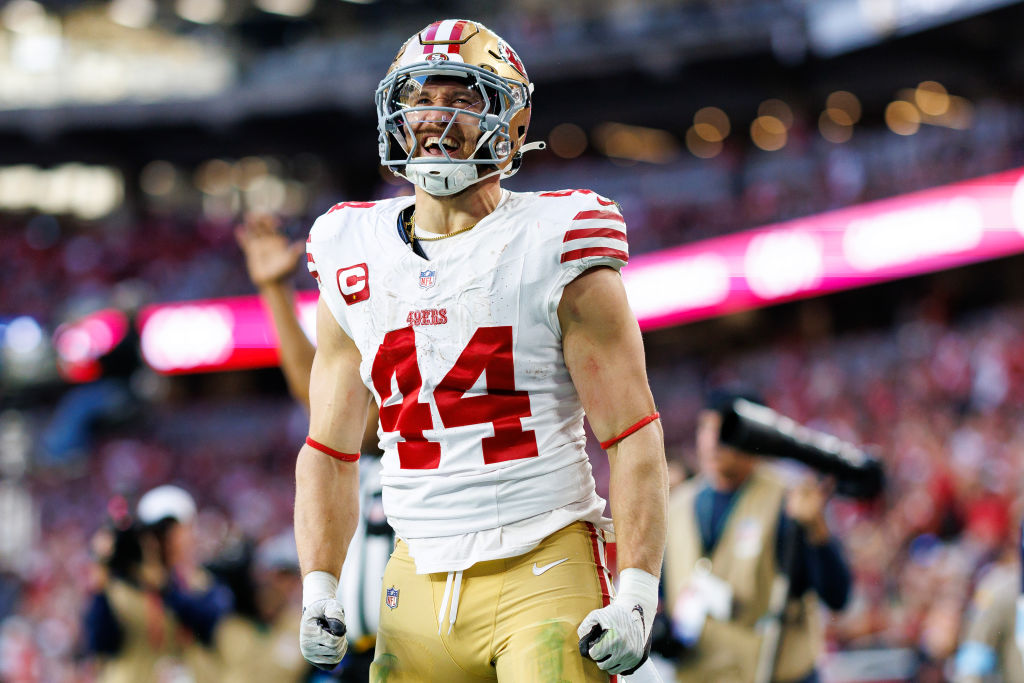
left=296, top=19, right=668, bottom=681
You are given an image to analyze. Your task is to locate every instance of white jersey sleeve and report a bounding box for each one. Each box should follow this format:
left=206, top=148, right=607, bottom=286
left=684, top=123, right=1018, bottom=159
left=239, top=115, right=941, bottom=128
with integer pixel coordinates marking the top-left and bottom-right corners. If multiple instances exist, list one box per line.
left=536, top=189, right=630, bottom=333
left=305, top=201, right=381, bottom=340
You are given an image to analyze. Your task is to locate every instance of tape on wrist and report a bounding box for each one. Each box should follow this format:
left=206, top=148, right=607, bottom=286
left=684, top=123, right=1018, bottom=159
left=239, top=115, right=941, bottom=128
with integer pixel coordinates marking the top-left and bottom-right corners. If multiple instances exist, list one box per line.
left=305, top=436, right=358, bottom=462
left=615, top=567, right=661, bottom=607
left=302, top=570, right=339, bottom=608
left=600, top=412, right=660, bottom=450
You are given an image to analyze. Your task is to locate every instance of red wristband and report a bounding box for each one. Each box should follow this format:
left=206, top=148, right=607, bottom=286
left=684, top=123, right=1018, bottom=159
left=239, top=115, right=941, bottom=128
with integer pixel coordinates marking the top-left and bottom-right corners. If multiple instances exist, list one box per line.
left=305, top=436, right=359, bottom=462
left=600, top=412, right=660, bottom=450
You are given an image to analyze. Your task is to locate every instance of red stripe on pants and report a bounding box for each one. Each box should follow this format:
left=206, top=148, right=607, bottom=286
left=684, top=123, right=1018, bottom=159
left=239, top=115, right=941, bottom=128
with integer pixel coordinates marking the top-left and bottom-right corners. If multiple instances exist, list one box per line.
left=585, top=522, right=618, bottom=683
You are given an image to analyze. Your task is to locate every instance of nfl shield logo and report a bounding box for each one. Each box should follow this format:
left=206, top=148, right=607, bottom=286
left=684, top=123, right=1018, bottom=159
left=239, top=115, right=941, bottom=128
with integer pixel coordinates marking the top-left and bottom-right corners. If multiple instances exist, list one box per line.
left=419, top=269, right=436, bottom=289
left=385, top=586, right=399, bottom=610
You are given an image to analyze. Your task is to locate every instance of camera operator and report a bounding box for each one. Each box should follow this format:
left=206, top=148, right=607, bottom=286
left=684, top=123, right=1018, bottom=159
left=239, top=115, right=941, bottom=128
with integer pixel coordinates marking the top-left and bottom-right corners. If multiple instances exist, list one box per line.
left=84, top=485, right=233, bottom=683
left=663, top=392, right=852, bottom=683
left=212, top=531, right=312, bottom=683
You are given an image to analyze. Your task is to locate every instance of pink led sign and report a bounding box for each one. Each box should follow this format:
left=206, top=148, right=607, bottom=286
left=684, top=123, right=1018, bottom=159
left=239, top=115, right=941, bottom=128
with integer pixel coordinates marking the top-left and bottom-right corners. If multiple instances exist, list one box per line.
left=135, top=292, right=318, bottom=375
left=625, top=166, right=1024, bottom=330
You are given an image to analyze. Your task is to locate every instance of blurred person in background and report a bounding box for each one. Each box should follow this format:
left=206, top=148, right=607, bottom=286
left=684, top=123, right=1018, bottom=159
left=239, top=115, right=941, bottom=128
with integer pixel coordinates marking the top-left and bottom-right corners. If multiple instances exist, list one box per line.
left=953, top=563, right=1023, bottom=682
left=236, top=214, right=315, bottom=413
left=952, top=524, right=1024, bottom=683
left=83, top=485, right=233, bottom=683
left=42, top=282, right=149, bottom=467
left=297, top=18, right=667, bottom=682
left=237, top=214, right=392, bottom=679
left=236, top=213, right=381, bottom=435
left=662, top=391, right=851, bottom=683
left=212, top=531, right=311, bottom=683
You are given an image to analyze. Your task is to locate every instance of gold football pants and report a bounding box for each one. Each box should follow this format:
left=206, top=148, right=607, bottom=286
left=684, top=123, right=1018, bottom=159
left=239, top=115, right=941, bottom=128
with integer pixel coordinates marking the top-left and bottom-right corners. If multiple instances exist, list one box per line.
left=370, top=521, right=616, bottom=682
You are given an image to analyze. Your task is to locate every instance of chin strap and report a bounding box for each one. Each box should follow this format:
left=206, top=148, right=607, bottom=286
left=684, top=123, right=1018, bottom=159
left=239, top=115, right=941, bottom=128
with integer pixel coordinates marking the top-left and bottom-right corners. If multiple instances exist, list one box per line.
left=405, top=139, right=549, bottom=196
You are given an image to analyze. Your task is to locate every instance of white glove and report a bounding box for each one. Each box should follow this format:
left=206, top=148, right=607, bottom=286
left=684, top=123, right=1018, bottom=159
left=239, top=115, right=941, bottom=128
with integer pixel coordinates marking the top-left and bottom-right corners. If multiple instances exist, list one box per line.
left=578, top=568, right=659, bottom=675
left=300, top=571, right=348, bottom=671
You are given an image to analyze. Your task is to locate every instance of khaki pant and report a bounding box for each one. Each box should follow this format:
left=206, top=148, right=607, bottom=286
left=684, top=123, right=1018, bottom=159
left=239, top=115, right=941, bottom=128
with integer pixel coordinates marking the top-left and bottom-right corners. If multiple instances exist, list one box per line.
left=371, top=521, right=615, bottom=682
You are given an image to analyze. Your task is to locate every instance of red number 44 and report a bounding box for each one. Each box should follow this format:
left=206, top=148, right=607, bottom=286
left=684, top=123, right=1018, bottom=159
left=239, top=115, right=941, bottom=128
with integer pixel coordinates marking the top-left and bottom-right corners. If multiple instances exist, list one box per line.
left=370, top=326, right=539, bottom=469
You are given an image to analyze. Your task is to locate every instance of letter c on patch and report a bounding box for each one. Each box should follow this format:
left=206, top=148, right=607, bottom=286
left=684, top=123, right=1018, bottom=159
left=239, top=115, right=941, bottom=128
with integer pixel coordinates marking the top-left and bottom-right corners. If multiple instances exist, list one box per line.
left=337, top=263, right=370, bottom=305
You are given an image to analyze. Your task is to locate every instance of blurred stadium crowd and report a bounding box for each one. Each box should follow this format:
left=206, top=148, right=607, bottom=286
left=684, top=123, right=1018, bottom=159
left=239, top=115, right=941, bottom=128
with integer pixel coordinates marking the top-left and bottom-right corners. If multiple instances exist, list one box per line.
left=2, top=0, right=1024, bottom=681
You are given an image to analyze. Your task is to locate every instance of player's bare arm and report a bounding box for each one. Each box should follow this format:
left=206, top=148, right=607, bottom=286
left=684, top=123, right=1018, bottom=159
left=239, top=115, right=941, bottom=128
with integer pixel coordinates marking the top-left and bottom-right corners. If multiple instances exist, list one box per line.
left=294, top=297, right=370, bottom=669
left=296, top=298, right=369, bottom=575
left=561, top=264, right=668, bottom=676
left=559, top=266, right=668, bottom=576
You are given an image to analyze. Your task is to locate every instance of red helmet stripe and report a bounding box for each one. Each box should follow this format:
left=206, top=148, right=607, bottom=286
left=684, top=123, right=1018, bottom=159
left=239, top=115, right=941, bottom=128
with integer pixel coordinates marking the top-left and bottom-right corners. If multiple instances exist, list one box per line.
left=422, top=21, right=442, bottom=54
left=448, top=20, right=466, bottom=53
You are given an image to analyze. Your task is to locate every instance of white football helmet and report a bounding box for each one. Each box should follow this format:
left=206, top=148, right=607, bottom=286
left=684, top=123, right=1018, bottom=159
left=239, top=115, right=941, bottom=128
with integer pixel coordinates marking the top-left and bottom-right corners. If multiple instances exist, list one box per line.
left=375, top=19, right=544, bottom=196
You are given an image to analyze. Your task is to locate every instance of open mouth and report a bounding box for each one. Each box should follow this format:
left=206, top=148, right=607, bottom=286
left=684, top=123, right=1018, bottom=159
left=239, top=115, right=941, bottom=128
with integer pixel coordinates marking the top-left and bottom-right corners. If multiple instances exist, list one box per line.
left=420, top=135, right=461, bottom=157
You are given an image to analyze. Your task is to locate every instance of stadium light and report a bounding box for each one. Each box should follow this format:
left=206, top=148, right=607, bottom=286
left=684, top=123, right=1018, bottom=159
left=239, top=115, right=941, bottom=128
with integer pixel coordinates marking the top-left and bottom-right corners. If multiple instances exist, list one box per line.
left=750, top=116, right=787, bottom=151
left=256, top=0, right=315, bottom=17
left=694, top=106, right=731, bottom=139
left=819, top=110, right=853, bottom=143
left=685, top=126, right=722, bottom=159
left=592, top=122, right=680, bottom=164
left=1, top=0, right=48, bottom=34
left=826, top=91, right=861, bottom=124
left=885, top=100, right=921, bottom=135
left=758, top=99, right=794, bottom=130
left=175, top=0, right=225, bottom=24
left=107, top=0, right=157, bottom=29
left=548, top=123, right=588, bottom=160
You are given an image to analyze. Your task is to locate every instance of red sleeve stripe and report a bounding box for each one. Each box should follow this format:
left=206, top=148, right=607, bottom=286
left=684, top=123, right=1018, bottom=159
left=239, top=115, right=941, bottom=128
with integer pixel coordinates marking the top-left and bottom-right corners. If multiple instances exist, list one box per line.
left=305, top=437, right=358, bottom=462
left=573, top=209, right=625, bottom=223
left=327, top=201, right=376, bottom=214
left=560, top=247, right=629, bottom=264
left=563, top=227, right=626, bottom=243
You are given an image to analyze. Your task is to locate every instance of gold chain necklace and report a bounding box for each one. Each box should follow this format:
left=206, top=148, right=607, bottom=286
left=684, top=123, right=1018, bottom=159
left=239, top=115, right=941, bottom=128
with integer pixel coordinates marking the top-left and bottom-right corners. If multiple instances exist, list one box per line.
left=409, top=212, right=478, bottom=242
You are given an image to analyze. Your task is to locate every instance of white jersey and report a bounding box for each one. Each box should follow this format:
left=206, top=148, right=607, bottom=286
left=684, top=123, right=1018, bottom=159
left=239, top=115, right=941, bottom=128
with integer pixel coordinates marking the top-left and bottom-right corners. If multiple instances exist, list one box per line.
left=307, top=188, right=629, bottom=571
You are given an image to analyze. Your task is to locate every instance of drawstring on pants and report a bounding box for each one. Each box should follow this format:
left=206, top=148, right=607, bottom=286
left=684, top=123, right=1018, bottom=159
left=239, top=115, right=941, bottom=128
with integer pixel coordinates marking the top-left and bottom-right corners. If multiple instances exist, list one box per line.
left=437, top=570, right=463, bottom=635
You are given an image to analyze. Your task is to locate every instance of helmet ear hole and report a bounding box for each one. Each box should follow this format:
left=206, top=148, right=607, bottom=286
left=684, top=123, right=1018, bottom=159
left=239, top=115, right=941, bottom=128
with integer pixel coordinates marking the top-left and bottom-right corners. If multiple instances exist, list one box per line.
left=508, top=152, right=523, bottom=175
